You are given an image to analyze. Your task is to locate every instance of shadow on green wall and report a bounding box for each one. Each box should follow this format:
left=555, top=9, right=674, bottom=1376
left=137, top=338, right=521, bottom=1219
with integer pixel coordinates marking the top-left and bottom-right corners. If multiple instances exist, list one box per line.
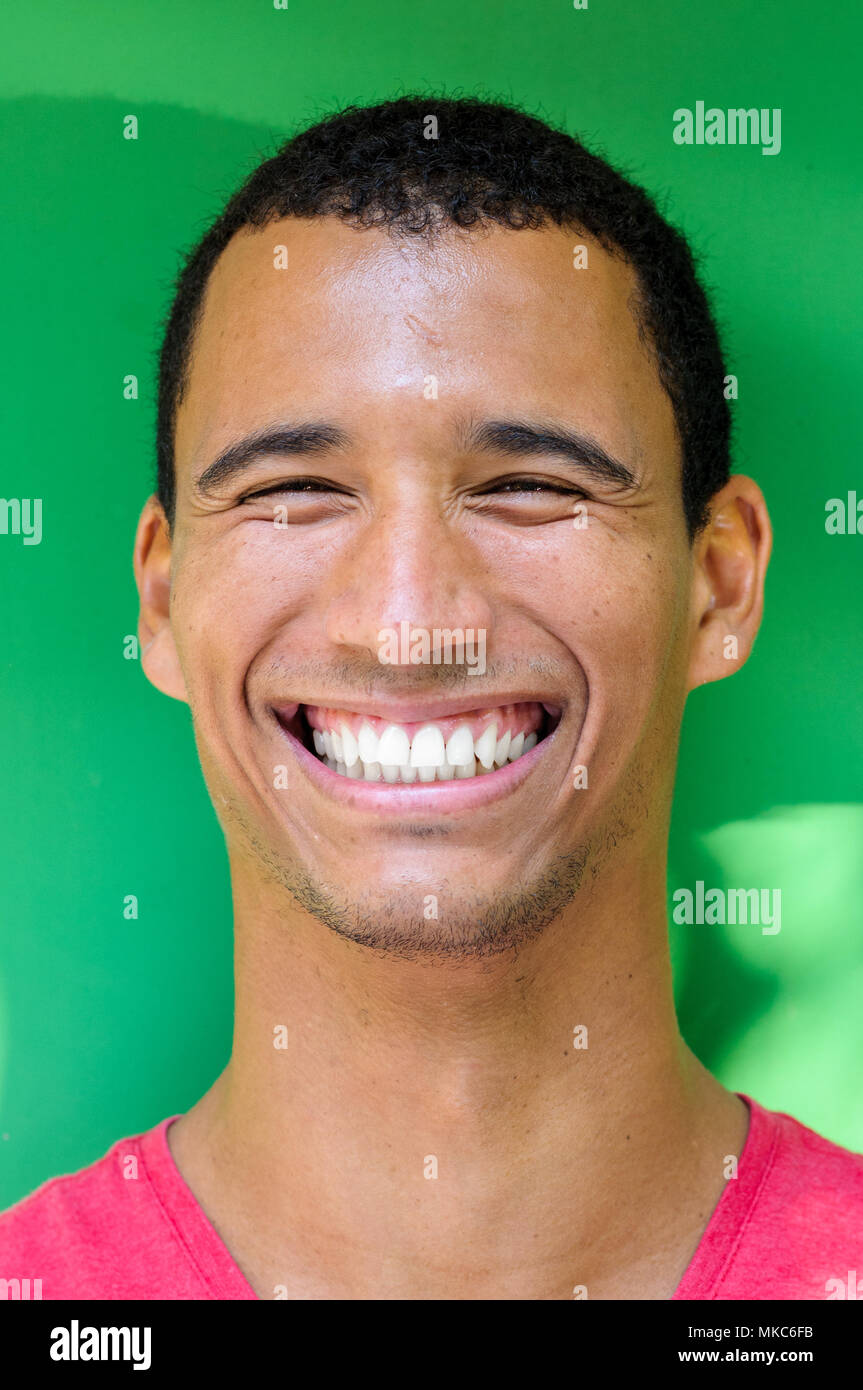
left=672, top=803, right=863, bottom=1148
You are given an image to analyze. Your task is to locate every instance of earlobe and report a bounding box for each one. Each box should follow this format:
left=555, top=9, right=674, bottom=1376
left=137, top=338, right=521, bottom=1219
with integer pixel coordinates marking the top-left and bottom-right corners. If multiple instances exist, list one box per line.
left=133, top=498, right=189, bottom=704
left=687, top=476, right=772, bottom=692
left=141, top=625, right=189, bottom=704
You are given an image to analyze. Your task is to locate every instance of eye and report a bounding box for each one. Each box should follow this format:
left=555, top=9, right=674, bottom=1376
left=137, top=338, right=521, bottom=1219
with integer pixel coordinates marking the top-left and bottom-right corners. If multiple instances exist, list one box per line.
left=480, top=477, right=585, bottom=496
left=466, top=475, right=589, bottom=526
left=239, top=477, right=343, bottom=502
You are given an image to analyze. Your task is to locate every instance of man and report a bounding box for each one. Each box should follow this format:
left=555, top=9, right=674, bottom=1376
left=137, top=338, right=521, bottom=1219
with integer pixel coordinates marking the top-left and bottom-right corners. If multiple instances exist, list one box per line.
left=2, top=95, right=861, bottom=1300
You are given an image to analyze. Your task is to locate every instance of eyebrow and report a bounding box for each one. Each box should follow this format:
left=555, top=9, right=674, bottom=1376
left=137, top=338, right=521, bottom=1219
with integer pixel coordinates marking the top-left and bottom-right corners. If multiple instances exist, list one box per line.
left=193, top=416, right=637, bottom=496
left=464, top=419, right=637, bottom=490
left=194, top=423, right=350, bottom=495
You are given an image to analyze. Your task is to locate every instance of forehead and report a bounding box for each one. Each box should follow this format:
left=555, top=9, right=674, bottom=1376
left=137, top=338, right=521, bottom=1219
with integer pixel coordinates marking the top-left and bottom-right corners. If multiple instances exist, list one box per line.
left=175, top=216, right=677, bottom=477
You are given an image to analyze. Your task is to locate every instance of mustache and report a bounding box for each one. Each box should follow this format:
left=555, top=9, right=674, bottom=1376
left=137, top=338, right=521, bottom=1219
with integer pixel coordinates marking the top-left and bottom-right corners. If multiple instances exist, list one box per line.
left=256, top=653, right=566, bottom=696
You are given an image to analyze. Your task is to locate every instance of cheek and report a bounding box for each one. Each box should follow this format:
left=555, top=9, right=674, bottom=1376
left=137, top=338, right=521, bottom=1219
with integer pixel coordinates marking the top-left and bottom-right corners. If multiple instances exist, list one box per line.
left=170, top=522, right=347, bottom=706
left=484, top=523, right=688, bottom=735
left=581, top=552, right=692, bottom=755
left=169, top=529, right=294, bottom=692
left=589, top=557, right=684, bottom=683
left=484, top=524, right=681, bottom=655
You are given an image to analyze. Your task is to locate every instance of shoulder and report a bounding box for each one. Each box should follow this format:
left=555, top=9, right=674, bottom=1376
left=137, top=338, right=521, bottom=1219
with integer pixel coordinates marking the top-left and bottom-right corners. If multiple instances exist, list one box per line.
left=0, top=1119, right=178, bottom=1299
left=722, top=1096, right=863, bottom=1299
left=765, top=1099, right=863, bottom=1227
left=761, top=1099, right=863, bottom=1208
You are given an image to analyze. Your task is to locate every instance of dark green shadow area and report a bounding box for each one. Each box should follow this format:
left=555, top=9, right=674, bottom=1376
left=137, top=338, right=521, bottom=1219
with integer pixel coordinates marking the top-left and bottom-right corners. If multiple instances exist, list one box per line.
left=672, top=803, right=863, bottom=1149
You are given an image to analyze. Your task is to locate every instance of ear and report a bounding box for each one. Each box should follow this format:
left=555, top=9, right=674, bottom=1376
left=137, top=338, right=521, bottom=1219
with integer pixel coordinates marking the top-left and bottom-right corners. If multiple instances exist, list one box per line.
left=133, top=497, right=189, bottom=703
left=687, top=475, right=773, bottom=691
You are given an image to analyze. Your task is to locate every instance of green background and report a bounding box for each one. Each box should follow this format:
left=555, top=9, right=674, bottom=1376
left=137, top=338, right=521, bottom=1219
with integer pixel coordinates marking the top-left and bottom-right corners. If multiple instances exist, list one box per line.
left=1, top=0, right=861, bottom=1208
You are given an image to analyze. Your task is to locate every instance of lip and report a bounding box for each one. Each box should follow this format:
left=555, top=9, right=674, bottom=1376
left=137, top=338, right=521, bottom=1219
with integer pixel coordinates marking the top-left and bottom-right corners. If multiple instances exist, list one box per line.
left=270, top=705, right=559, bottom=815
left=271, top=693, right=563, bottom=727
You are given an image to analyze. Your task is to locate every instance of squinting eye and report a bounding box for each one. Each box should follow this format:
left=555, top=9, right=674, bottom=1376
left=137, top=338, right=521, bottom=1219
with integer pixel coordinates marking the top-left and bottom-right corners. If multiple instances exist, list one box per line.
left=481, top=478, right=584, bottom=496
left=240, top=478, right=341, bottom=502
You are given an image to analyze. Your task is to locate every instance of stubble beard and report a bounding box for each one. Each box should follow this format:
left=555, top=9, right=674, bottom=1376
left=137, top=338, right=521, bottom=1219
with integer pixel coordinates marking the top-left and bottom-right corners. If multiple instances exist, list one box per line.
left=226, top=792, right=596, bottom=962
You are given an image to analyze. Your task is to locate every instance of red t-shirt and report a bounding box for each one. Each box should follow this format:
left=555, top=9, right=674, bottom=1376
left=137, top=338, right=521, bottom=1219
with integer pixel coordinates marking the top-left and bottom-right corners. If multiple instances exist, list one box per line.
left=1, top=1093, right=861, bottom=1299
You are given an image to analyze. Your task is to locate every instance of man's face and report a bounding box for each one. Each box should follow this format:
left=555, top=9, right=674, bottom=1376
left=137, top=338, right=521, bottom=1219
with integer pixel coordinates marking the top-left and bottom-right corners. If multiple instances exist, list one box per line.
left=152, top=217, right=697, bottom=956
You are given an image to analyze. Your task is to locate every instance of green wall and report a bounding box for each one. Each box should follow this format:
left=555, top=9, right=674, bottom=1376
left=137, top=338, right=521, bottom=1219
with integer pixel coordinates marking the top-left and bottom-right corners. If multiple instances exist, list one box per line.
left=1, top=0, right=861, bottom=1207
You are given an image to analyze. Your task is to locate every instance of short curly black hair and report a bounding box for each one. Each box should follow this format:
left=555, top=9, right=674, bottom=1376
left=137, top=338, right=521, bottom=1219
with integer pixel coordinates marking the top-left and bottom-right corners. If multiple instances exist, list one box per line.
left=156, top=94, right=731, bottom=537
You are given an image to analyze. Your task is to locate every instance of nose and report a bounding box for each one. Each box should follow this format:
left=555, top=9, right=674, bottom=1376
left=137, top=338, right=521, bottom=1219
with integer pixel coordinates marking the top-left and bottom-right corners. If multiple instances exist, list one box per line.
left=323, top=502, right=494, bottom=666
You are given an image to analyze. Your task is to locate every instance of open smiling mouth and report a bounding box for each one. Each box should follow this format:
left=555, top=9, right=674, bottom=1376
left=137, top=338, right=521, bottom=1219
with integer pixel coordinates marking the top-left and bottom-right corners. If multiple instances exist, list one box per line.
left=274, top=701, right=562, bottom=785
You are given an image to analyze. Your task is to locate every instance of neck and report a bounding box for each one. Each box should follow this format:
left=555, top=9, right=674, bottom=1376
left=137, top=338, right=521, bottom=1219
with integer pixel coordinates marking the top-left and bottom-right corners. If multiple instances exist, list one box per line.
left=170, top=843, right=745, bottom=1299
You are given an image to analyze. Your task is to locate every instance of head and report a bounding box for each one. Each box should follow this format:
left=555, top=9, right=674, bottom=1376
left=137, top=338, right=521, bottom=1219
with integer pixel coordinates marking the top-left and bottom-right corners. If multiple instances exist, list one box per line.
left=134, top=95, right=771, bottom=960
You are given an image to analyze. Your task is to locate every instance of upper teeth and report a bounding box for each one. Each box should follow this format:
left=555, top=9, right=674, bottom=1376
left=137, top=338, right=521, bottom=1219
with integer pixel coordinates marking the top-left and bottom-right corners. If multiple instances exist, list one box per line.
left=312, top=720, right=538, bottom=782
